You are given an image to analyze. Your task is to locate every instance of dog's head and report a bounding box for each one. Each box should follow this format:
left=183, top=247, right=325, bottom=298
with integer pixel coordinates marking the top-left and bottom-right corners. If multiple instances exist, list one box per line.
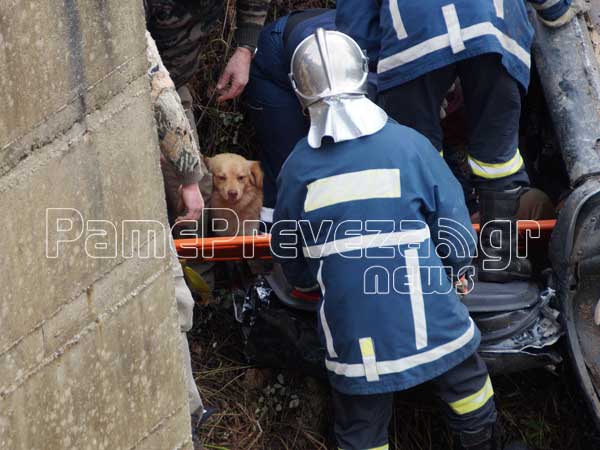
left=205, top=153, right=263, bottom=203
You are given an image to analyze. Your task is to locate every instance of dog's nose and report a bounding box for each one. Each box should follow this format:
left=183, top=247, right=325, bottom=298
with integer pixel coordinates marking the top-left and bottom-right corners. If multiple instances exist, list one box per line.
left=227, top=190, right=238, bottom=200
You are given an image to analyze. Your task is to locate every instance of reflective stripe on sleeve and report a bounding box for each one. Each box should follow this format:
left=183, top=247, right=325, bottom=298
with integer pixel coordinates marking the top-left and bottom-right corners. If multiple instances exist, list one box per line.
left=389, top=0, right=408, bottom=39
left=378, top=22, right=530, bottom=73
left=359, top=337, right=380, bottom=382
left=448, top=376, right=494, bottom=415
left=318, top=261, right=338, bottom=359
left=468, top=149, right=524, bottom=179
left=405, top=248, right=428, bottom=350
left=493, top=0, right=505, bottom=18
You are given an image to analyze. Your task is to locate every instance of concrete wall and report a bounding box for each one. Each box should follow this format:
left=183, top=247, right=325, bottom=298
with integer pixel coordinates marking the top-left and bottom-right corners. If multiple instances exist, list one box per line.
left=0, top=1, right=192, bottom=449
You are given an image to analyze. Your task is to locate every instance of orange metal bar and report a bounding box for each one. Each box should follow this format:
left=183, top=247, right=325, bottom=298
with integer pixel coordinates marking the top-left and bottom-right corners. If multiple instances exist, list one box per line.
left=175, top=219, right=557, bottom=262
left=471, top=219, right=556, bottom=233
left=175, top=235, right=272, bottom=262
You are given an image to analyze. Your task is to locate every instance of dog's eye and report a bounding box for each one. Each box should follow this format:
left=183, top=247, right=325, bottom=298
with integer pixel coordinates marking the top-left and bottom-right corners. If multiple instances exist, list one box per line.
left=237, top=176, right=246, bottom=181
left=216, top=175, right=226, bottom=181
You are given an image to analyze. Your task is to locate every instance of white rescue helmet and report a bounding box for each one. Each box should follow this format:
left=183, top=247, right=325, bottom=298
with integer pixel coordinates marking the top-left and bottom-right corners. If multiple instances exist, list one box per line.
left=289, top=28, right=388, bottom=148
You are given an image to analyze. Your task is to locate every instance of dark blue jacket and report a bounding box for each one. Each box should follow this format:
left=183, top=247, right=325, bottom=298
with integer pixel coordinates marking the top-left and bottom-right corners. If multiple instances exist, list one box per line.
left=272, top=120, right=480, bottom=394
left=250, top=10, right=337, bottom=96
left=249, top=9, right=378, bottom=104
left=336, top=0, right=572, bottom=92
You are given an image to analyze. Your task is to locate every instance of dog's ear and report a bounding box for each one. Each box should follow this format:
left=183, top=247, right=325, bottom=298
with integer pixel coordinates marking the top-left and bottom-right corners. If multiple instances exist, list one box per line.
left=203, top=155, right=213, bottom=172
left=248, top=161, right=263, bottom=190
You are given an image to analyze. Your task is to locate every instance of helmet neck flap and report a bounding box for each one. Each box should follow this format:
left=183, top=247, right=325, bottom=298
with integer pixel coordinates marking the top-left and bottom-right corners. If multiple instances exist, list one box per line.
left=290, top=28, right=388, bottom=148
left=306, top=94, right=388, bottom=148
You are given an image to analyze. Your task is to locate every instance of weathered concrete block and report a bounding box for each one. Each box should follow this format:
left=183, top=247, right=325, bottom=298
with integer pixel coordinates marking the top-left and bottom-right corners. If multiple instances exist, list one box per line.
left=0, top=328, right=44, bottom=393
left=0, top=0, right=148, bottom=176
left=0, top=270, right=190, bottom=450
left=0, top=0, right=192, bottom=448
left=41, top=242, right=167, bottom=356
left=130, top=399, right=194, bottom=450
left=0, top=76, right=168, bottom=352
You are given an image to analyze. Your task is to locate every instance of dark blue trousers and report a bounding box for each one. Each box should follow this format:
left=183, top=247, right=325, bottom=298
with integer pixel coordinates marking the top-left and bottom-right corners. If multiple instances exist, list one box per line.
left=332, top=353, right=497, bottom=450
left=379, top=54, right=529, bottom=191
left=245, top=16, right=310, bottom=212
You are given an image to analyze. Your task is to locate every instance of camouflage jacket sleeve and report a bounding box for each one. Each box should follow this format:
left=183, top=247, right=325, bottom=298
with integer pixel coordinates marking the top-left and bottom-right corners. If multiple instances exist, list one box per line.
left=145, top=32, right=202, bottom=185
left=235, top=0, right=272, bottom=48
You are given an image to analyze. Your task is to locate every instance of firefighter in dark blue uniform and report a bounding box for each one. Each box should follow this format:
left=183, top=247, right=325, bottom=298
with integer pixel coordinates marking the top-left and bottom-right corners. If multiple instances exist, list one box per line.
left=272, top=29, right=529, bottom=450
left=335, top=0, right=582, bottom=283
left=245, top=9, right=377, bottom=224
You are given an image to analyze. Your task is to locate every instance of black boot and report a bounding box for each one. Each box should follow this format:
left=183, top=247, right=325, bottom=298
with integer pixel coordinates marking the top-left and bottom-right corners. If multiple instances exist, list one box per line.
left=454, top=424, right=498, bottom=450
left=454, top=424, right=530, bottom=450
left=477, top=188, right=532, bottom=282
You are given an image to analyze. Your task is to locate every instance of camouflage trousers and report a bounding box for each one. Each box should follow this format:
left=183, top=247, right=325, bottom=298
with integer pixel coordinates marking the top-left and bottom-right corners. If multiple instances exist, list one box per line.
left=170, top=242, right=204, bottom=415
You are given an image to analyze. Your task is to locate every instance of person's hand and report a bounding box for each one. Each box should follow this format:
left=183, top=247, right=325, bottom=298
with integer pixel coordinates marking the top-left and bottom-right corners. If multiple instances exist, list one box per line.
left=216, top=47, right=253, bottom=102
left=176, top=183, right=205, bottom=223
left=454, top=275, right=469, bottom=296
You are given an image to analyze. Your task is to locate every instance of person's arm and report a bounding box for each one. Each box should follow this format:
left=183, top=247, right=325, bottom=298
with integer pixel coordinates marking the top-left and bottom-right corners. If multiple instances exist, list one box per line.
left=336, top=0, right=381, bottom=65
left=528, top=0, right=584, bottom=28
left=216, top=0, right=272, bottom=102
left=271, top=213, right=313, bottom=289
left=146, top=33, right=205, bottom=221
left=235, top=0, right=272, bottom=50
left=415, top=139, right=477, bottom=278
left=270, top=158, right=314, bottom=289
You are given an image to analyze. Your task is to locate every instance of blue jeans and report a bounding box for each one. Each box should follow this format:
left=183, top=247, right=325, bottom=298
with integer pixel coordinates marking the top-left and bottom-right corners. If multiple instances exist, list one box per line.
left=245, top=15, right=309, bottom=211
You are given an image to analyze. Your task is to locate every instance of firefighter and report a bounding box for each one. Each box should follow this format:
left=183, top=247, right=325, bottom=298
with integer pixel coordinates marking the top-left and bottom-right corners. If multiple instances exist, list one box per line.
left=271, top=29, right=527, bottom=450
left=335, top=0, right=584, bottom=283
left=245, top=8, right=378, bottom=225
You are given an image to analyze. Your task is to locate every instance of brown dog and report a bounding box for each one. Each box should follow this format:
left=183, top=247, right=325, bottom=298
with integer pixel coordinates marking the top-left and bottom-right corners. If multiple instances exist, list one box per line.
left=205, top=153, right=263, bottom=236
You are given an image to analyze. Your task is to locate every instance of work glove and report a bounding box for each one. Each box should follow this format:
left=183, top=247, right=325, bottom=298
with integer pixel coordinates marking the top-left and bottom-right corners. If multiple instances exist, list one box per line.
left=538, top=0, right=589, bottom=28
left=449, top=266, right=474, bottom=297
left=454, top=275, right=469, bottom=297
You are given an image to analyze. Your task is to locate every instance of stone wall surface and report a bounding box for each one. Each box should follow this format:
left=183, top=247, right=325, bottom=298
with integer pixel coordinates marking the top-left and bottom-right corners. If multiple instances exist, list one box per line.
left=0, top=0, right=192, bottom=449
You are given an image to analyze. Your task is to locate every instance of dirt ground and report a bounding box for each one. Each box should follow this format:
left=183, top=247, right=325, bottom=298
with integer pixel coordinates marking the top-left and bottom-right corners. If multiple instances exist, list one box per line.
left=189, top=293, right=600, bottom=450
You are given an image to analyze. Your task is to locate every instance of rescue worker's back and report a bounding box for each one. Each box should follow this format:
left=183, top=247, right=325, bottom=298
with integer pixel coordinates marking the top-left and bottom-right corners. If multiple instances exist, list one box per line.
left=270, top=28, right=529, bottom=450
left=274, top=118, right=479, bottom=394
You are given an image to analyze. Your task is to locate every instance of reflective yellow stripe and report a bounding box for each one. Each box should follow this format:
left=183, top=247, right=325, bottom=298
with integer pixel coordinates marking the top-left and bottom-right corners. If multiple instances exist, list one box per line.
left=359, top=337, right=380, bottom=382
left=448, top=376, right=494, bottom=415
left=359, top=338, right=375, bottom=357
left=439, top=150, right=444, bottom=157
left=339, top=445, right=389, bottom=450
left=468, top=149, right=524, bottom=179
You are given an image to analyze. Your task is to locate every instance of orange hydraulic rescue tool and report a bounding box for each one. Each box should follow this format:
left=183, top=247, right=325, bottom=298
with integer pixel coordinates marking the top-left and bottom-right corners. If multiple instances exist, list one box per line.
left=174, top=220, right=557, bottom=263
